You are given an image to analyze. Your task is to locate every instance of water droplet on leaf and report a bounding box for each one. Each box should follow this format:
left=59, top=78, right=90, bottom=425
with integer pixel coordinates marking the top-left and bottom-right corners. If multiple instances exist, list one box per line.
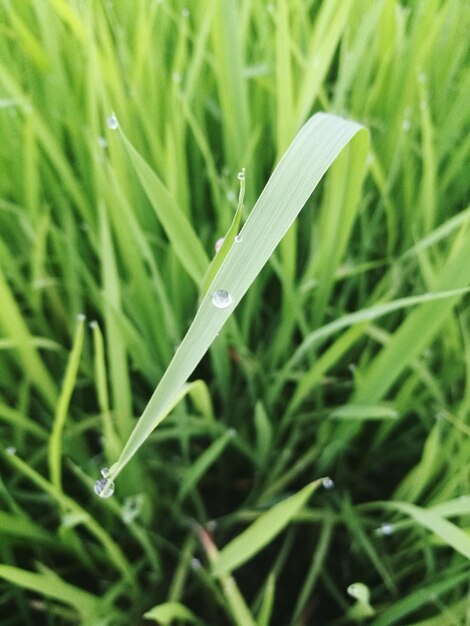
left=212, top=289, right=232, bottom=309
left=94, top=477, right=115, bottom=499
left=234, top=234, right=242, bottom=243
left=322, top=477, right=334, bottom=490
left=215, top=237, right=224, bottom=252
left=379, top=522, right=394, bottom=536
left=106, top=112, right=119, bottom=130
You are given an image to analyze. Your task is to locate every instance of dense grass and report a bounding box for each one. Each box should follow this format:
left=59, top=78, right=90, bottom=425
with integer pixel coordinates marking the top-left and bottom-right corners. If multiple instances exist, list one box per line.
left=0, top=0, right=470, bottom=624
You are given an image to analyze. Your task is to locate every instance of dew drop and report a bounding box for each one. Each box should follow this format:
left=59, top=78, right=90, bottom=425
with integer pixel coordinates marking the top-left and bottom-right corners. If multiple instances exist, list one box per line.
left=215, top=237, right=224, bottom=252
left=5, top=446, right=16, bottom=456
left=76, top=313, right=86, bottom=322
left=97, top=136, right=108, bottom=149
left=237, top=169, right=245, bottom=181
left=207, top=520, right=217, bottom=532
left=106, top=112, right=119, bottom=130
left=379, top=522, right=394, bottom=536
left=94, top=477, right=115, bottom=498
left=212, top=289, right=232, bottom=309
left=322, top=477, right=334, bottom=490
left=100, top=466, right=111, bottom=478
left=89, top=320, right=98, bottom=329
left=191, top=557, right=201, bottom=570
left=234, top=234, right=242, bottom=243
left=181, top=7, right=189, bottom=17
left=122, top=494, right=144, bottom=524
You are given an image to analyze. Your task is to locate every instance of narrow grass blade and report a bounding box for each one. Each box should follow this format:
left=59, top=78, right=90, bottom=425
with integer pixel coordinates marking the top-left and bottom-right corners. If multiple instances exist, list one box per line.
left=178, top=429, right=235, bottom=502
left=370, top=570, right=469, bottom=626
left=387, top=501, right=470, bottom=561
left=107, top=113, right=368, bottom=481
left=48, top=316, right=85, bottom=491
left=200, top=168, right=245, bottom=298
left=118, top=131, right=209, bottom=285
left=212, top=479, right=322, bottom=577
left=257, top=573, right=276, bottom=626
left=0, top=269, right=57, bottom=408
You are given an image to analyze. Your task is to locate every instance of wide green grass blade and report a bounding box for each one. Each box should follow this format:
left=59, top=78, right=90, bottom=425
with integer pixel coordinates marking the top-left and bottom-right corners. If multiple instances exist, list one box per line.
left=0, top=564, right=99, bottom=621
left=107, top=112, right=368, bottom=482
left=211, top=479, right=322, bottom=577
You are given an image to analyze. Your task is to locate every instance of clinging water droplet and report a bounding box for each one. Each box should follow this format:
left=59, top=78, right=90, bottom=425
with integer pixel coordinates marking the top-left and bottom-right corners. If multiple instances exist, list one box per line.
left=379, top=522, right=394, bottom=536
left=5, top=446, right=16, bottom=456
left=237, top=169, right=245, bottom=181
left=212, top=289, right=232, bottom=309
left=322, top=477, right=334, bottom=490
left=94, top=477, right=115, bottom=498
left=215, top=237, right=224, bottom=252
left=106, top=112, right=119, bottom=130
left=234, top=234, right=242, bottom=243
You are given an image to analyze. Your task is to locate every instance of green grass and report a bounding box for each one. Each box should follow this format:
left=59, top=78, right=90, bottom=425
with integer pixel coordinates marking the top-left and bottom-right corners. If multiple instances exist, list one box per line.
left=0, top=0, right=470, bottom=624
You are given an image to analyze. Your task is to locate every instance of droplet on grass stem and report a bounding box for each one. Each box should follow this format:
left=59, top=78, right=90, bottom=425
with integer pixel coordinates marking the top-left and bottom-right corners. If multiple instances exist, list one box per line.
left=94, top=467, right=115, bottom=498
left=234, top=234, right=242, bottom=243
left=215, top=237, right=224, bottom=252
left=322, top=477, right=334, bottom=490
left=106, top=112, right=119, bottom=130
left=237, top=169, right=245, bottom=181
left=379, top=522, right=394, bottom=536
left=94, top=477, right=115, bottom=498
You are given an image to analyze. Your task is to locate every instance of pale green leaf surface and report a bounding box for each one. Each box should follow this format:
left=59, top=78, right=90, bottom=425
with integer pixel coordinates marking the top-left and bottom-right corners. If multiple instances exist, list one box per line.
left=108, top=113, right=368, bottom=481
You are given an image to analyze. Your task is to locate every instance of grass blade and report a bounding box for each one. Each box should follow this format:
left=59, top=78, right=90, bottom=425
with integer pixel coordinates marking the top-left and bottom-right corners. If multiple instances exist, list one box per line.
left=107, top=112, right=368, bottom=481
left=211, top=479, right=323, bottom=577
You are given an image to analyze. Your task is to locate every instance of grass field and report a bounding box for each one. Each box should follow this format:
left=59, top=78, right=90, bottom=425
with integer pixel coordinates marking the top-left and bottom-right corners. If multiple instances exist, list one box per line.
left=0, top=0, right=470, bottom=624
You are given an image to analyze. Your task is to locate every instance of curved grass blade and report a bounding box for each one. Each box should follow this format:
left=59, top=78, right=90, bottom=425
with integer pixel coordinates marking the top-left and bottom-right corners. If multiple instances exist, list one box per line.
left=211, top=479, right=323, bottom=577
left=0, top=564, right=99, bottom=621
left=106, top=112, right=368, bottom=482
